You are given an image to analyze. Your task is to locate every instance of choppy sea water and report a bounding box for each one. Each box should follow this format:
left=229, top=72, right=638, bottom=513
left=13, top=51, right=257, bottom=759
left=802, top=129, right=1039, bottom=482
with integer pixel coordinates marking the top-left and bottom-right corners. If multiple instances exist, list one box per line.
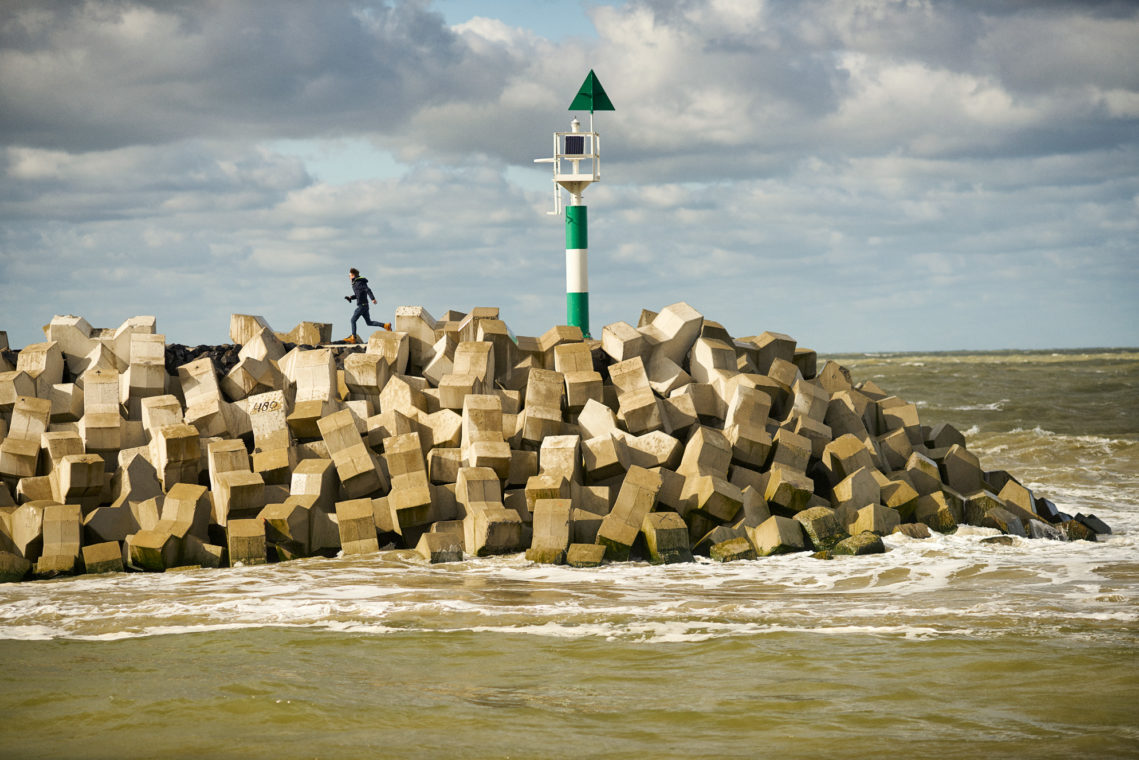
left=1, top=349, right=1136, bottom=759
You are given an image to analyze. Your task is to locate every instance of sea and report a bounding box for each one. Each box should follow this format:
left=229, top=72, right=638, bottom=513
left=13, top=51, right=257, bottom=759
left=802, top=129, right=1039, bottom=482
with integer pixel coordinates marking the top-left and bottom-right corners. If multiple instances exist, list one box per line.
left=1, top=348, right=1136, bottom=759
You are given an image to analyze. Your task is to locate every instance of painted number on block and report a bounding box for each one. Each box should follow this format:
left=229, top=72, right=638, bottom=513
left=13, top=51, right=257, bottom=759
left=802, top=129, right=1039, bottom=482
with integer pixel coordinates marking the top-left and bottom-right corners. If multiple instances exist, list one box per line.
left=251, top=400, right=281, bottom=414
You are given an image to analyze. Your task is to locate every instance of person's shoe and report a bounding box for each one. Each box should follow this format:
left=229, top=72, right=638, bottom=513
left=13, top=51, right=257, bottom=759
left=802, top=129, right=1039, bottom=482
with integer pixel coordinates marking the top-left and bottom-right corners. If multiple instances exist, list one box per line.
left=382, top=322, right=392, bottom=331
left=342, top=335, right=360, bottom=344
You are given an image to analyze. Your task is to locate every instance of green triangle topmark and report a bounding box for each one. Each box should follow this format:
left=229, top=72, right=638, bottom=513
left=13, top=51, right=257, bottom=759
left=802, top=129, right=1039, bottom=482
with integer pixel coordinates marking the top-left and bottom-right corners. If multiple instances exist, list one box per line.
left=568, top=70, right=615, bottom=113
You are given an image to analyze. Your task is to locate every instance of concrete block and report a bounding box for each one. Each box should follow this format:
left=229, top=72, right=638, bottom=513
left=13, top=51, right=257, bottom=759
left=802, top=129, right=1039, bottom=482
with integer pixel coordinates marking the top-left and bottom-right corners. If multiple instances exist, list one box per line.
left=127, top=527, right=180, bottom=571
left=582, top=435, right=624, bottom=483
left=821, top=434, right=874, bottom=486
left=0, top=371, right=36, bottom=413
left=794, top=506, right=847, bottom=551
left=595, top=465, right=661, bottom=561
left=261, top=497, right=312, bottom=556
left=830, top=466, right=880, bottom=510
left=619, top=431, right=681, bottom=472
left=416, top=531, right=463, bottom=563
left=710, top=536, right=757, bottom=562
left=763, top=467, right=814, bottom=515
left=41, top=431, right=84, bottom=475
left=660, top=394, right=699, bottom=439
left=641, top=511, right=692, bottom=563
left=81, top=541, right=124, bottom=574
left=677, top=426, right=733, bottom=479
left=538, top=434, right=581, bottom=484
left=44, top=315, right=95, bottom=375
left=905, top=452, right=944, bottom=496
left=319, top=409, right=385, bottom=498
left=576, top=399, right=618, bottom=441
left=641, top=302, right=703, bottom=367
left=51, top=454, right=105, bottom=511
left=0, top=437, right=41, bottom=484
left=980, top=506, right=1027, bottom=537
left=645, top=353, right=691, bottom=397
left=40, top=502, right=81, bottom=564
left=226, top=518, right=267, bottom=566
left=940, top=445, right=985, bottom=495
left=526, top=498, right=572, bottom=564
left=523, top=473, right=569, bottom=515
left=160, top=482, right=211, bottom=541
left=681, top=474, right=743, bottom=524
left=0, top=551, right=30, bottom=582
left=851, top=504, right=901, bottom=536
left=10, top=396, right=53, bottom=443
left=465, top=506, right=523, bottom=557
left=749, top=515, right=807, bottom=556
left=833, top=531, right=886, bottom=556
left=16, top=341, right=64, bottom=398
left=48, top=383, right=84, bottom=423
left=566, top=542, right=606, bottom=568
left=336, top=498, right=380, bottom=555
left=601, top=321, right=645, bottom=363
left=745, top=331, right=796, bottom=375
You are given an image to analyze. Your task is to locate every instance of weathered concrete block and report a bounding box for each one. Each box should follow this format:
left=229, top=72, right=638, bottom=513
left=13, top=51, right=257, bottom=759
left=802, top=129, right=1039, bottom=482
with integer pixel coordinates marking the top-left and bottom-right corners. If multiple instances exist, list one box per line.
left=833, top=531, right=886, bottom=556
left=749, top=515, right=807, bottom=556
left=905, top=452, right=945, bottom=496
left=226, top=518, right=267, bottom=566
left=709, top=536, right=757, bottom=562
left=566, top=542, right=606, bottom=568
left=763, top=467, right=814, bottom=515
left=465, top=506, right=523, bottom=557
left=416, top=531, right=463, bottom=563
left=851, top=504, right=901, bottom=536
left=0, top=551, right=31, bottom=582
left=678, top=426, right=733, bottom=479
left=213, top=470, right=266, bottom=526
left=526, top=498, right=572, bottom=564
left=127, top=527, right=180, bottom=571
left=161, top=482, right=212, bottom=541
left=893, top=523, right=932, bottom=540
left=319, top=409, right=385, bottom=498
left=641, top=302, right=703, bottom=367
left=0, top=437, right=41, bottom=484
left=794, top=506, right=847, bottom=551
left=582, top=435, right=624, bottom=483
left=822, top=434, right=875, bottom=485
left=940, top=444, right=985, bottom=495
left=596, top=466, right=662, bottom=561
left=641, top=511, right=692, bottom=564
left=335, top=498, right=380, bottom=555
left=681, top=474, right=744, bottom=524
left=78, top=541, right=123, bottom=573
left=830, top=466, right=880, bottom=510
left=261, top=497, right=312, bottom=556
left=16, top=341, right=64, bottom=398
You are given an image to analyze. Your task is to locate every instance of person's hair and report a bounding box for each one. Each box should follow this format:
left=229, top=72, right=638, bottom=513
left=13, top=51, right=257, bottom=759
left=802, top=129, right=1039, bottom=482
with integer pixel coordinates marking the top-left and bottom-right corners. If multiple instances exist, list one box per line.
left=349, top=267, right=359, bottom=277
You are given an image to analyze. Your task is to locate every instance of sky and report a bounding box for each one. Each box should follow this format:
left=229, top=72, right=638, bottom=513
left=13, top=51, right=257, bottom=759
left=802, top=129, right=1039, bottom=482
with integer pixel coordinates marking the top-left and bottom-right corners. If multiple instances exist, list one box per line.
left=1, top=0, right=1137, bottom=354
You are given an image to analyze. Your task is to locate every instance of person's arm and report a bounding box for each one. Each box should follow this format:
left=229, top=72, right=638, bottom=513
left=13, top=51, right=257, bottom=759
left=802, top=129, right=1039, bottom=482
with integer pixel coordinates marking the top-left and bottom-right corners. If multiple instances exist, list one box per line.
left=367, top=285, right=377, bottom=304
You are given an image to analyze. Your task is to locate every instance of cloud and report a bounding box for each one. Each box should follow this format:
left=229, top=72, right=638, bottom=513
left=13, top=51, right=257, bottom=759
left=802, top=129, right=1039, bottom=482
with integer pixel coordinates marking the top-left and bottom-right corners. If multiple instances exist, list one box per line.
left=0, top=0, right=1137, bottom=352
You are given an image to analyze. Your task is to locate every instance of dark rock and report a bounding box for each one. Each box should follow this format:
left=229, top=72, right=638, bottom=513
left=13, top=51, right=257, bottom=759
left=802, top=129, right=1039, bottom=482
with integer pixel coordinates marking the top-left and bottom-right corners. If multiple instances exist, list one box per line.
left=981, top=535, right=1016, bottom=546
left=1075, top=513, right=1112, bottom=536
left=981, top=506, right=1026, bottom=537
left=1034, top=497, right=1062, bottom=523
left=1059, top=520, right=1097, bottom=542
left=1026, top=520, right=1065, bottom=541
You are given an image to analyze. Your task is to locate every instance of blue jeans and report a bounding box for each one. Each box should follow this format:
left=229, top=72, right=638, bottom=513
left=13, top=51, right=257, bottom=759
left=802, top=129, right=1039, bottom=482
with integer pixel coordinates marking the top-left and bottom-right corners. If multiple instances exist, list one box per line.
left=351, top=303, right=383, bottom=337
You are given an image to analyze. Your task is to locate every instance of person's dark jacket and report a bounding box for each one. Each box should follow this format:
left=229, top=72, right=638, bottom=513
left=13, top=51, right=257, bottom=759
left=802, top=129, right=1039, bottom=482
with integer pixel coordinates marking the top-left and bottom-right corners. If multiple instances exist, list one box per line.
left=348, top=276, right=376, bottom=303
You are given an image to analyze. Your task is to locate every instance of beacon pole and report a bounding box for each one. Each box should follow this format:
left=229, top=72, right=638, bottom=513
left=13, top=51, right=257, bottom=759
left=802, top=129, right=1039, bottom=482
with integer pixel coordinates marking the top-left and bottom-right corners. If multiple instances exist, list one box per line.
left=534, top=70, right=614, bottom=340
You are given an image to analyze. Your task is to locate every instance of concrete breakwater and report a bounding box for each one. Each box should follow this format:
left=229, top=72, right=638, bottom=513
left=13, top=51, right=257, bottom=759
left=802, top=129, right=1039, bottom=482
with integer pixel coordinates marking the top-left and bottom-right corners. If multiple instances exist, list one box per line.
left=0, top=304, right=1113, bottom=581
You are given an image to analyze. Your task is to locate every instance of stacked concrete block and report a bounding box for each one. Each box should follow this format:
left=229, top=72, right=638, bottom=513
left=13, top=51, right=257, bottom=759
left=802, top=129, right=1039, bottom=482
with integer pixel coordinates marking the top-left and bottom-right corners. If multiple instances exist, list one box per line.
left=16, top=342, right=64, bottom=399
left=596, top=466, right=661, bottom=560
left=382, top=432, right=433, bottom=538
left=609, top=357, right=662, bottom=435
left=0, top=302, right=1101, bottom=582
left=461, top=395, right=511, bottom=479
left=318, top=409, right=385, bottom=499
left=440, top=341, right=495, bottom=410
left=526, top=498, right=572, bottom=564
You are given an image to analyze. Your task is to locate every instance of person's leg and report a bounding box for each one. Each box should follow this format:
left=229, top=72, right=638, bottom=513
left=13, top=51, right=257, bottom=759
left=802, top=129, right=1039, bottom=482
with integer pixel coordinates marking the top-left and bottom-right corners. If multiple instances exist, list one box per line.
left=361, top=304, right=383, bottom=328
left=351, top=304, right=366, bottom=337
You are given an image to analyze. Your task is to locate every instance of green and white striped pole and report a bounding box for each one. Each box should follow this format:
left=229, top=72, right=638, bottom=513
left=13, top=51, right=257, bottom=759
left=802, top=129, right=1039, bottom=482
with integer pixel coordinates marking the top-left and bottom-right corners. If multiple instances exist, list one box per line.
left=566, top=200, right=589, bottom=337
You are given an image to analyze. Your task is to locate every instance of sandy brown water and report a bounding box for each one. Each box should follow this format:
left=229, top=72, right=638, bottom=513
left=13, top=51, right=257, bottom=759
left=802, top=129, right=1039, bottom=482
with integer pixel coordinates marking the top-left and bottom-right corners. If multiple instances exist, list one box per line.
left=1, top=349, right=1136, bottom=759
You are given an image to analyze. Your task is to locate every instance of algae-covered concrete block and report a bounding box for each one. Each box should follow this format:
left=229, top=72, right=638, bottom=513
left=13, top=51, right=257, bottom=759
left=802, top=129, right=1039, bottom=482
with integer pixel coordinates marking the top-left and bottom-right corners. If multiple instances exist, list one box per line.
left=641, top=511, right=692, bottom=564
left=596, top=466, right=661, bottom=561
left=763, top=467, right=813, bottom=515
left=465, top=506, right=523, bottom=557
left=794, top=506, right=847, bottom=551
left=0, top=551, right=31, bottom=583
left=709, top=536, right=757, bottom=562
left=749, top=515, right=807, bottom=556
left=914, top=492, right=958, bottom=533
left=940, top=444, right=985, bottom=495
left=833, top=531, right=886, bottom=556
